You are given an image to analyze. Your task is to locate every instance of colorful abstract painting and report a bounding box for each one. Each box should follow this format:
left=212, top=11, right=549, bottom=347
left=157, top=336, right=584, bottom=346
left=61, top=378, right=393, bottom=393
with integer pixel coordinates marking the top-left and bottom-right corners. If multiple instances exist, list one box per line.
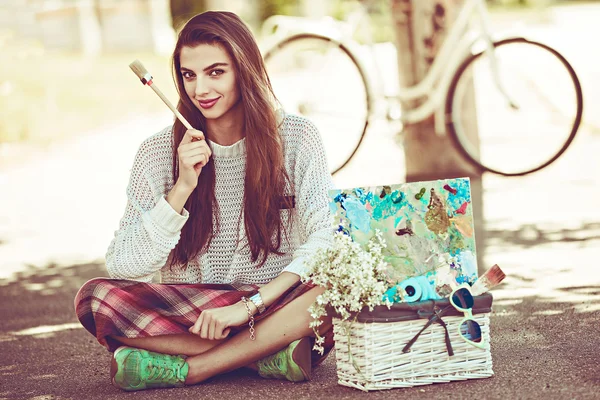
left=329, top=178, right=478, bottom=285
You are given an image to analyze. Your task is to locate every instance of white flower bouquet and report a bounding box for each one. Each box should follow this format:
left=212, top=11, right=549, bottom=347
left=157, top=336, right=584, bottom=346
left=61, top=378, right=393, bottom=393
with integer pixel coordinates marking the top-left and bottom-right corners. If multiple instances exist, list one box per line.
left=301, top=230, right=391, bottom=355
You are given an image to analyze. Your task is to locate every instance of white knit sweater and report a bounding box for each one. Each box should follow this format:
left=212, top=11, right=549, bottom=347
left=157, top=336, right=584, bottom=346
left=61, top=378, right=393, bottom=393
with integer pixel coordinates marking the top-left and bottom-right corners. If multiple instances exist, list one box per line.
left=105, top=113, right=334, bottom=285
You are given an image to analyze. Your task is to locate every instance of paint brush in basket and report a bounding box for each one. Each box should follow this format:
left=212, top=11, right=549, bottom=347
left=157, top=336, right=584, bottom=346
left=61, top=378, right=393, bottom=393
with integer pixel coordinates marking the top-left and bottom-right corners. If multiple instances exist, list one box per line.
left=470, top=264, right=506, bottom=296
left=129, top=59, right=193, bottom=130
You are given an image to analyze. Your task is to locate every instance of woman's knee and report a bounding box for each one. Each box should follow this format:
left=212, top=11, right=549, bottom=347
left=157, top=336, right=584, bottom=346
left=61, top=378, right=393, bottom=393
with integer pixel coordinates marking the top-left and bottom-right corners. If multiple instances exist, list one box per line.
left=74, top=278, right=115, bottom=309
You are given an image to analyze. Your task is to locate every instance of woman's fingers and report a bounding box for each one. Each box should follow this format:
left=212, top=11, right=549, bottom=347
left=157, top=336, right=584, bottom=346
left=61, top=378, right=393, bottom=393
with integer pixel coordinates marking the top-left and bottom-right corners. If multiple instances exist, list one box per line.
left=208, top=319, right=216, bottom=340
left=180, top=129, right=204, bottom=145
left=179, top=144, right=211, bottom=160
left=200, top=315, right=210, bottom=339
left=179, top=140, right=211, bottom=170
left=190, top=310, right=231, bottom=340
left=189, top=313, right=203, bottom=335
left=219, top=327, right=231, bottom=340
left=192, top=312, right=210, bottom=339
left=213, top=321, right=227, bottom=340
left=181, top=154, right=208, bottom=169
left=179, top=146, right=211, bottom=162
left=179, top=141, right=212, bottom=170
left=179, top=140, right=212, bottom=155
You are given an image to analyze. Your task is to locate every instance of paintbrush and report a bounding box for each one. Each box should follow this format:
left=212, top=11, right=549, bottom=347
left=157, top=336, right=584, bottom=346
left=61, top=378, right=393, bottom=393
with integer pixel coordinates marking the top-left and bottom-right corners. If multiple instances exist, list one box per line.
left=129, top=59, right=194, bottom=130
left=470, top=264, right=506, bottom=296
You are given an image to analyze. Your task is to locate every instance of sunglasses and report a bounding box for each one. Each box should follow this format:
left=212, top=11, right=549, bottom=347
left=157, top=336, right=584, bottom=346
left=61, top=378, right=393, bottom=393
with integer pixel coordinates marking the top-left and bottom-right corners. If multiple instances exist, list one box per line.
left=402, top=283, right=486, bottom=355
left=450, top=284, right=486, bottom=349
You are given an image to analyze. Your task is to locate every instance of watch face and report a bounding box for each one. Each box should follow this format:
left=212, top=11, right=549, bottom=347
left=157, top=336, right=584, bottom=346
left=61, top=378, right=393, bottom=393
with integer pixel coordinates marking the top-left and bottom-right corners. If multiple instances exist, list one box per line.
left=250, top=294, right=265, bottom=312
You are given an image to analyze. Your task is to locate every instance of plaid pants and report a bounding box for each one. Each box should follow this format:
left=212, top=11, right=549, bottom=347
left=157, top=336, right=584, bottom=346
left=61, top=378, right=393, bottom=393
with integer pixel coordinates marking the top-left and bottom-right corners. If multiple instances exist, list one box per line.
left=74, top=278, right=334, bottom=367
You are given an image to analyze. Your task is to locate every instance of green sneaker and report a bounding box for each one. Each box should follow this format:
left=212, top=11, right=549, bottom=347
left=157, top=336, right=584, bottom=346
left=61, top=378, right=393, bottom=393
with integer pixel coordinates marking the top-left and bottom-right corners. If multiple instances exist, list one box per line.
left=257, top=337, right=312, bottom=382
left=111, top=346, right=189, bottom=391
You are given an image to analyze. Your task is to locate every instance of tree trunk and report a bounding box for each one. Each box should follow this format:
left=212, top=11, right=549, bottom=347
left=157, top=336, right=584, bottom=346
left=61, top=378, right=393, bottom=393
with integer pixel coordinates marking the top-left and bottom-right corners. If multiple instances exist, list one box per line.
left=148, top=0, right=176, bottom=56
left=390, top=0, right=485, bottom=274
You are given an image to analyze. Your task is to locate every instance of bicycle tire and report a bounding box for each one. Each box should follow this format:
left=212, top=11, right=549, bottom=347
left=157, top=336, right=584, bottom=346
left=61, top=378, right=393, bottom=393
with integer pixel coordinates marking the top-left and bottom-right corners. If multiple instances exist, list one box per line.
left=445, top=37, right=583, bottom=177
left=263, top=33, right=372, bottom=175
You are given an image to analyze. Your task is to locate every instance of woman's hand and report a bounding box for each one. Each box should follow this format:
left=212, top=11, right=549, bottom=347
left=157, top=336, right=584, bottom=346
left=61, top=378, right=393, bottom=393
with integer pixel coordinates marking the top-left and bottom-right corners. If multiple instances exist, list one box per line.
left=177, top=129, right=212, bottom=192
left=189, top=301, right=251, bottom=340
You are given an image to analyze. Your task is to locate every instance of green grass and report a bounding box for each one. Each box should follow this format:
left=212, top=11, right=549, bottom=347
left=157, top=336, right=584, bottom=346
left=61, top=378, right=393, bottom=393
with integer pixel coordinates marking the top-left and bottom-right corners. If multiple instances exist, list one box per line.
left=0, top=34, right=178, bottom=144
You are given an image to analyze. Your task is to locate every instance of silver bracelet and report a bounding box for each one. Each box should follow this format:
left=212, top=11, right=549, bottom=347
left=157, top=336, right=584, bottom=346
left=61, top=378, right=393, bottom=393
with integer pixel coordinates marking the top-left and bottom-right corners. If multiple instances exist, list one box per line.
left=249, top=291, right=266, bottom=314
left=240, top=297, right=256, bottom=341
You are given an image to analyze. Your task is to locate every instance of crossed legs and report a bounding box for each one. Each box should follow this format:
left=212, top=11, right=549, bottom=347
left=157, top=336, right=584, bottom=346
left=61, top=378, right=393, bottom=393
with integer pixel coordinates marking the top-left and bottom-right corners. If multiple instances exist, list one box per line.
left=110, top=286, right=331, bottom=384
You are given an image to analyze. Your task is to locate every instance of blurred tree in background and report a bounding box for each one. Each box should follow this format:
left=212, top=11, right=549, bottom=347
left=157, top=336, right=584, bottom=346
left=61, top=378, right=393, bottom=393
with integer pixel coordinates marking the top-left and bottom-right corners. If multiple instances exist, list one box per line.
left=167, top=0, right=576, bottom=37
left=257, top=0, right=299, bottom=20
left=169, top=0, right=300, bottom=31
left=170, top=0, right=207, bottom=31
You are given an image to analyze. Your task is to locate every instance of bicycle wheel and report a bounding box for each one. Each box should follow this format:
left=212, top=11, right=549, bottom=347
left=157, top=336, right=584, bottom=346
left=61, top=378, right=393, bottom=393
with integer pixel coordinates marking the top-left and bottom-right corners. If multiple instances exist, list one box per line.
left=263, top=33, right=372, bottom=175
left=445, top=37, right=583, bottom=176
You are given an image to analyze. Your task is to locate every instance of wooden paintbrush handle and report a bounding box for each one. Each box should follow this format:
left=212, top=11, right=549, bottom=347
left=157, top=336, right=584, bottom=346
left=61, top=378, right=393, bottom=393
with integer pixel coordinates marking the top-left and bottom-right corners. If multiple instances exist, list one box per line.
left=149, top=83, right=194, bottom=130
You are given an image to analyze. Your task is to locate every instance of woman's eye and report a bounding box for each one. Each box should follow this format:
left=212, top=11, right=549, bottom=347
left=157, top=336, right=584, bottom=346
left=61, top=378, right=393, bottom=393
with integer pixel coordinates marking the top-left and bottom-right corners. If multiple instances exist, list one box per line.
left=209, top=69, right=224, bottom=77
left=182, top=71, right=195, bottom=80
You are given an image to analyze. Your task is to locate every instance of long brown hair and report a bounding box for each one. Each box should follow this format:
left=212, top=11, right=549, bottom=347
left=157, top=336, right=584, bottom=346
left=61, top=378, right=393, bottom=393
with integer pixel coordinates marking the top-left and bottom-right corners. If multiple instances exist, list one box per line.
left=169, top=11, right=291, bottom=268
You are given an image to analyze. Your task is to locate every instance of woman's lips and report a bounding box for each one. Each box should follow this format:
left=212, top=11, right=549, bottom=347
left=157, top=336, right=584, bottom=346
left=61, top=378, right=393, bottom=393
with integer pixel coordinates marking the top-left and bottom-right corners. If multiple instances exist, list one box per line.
left=198, top=97, right=219, bottom=109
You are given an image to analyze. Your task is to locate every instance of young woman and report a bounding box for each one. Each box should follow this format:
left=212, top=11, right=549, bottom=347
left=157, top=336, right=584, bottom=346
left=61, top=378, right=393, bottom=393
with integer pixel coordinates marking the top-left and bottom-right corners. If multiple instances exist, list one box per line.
left=74, top=11, right=334, bottom=391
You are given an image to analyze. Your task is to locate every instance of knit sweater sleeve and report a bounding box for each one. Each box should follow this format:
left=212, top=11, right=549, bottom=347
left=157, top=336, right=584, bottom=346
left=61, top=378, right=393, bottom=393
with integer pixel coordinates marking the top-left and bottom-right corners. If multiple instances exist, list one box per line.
left=282, top=118, right=334, bottom=277
left=105, top=129, right=188, bottom=281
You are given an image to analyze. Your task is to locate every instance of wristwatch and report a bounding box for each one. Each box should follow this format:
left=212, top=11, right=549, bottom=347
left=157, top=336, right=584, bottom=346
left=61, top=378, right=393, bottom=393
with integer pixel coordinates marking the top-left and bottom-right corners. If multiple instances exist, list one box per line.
left=249, top=291, right=266, bottom=314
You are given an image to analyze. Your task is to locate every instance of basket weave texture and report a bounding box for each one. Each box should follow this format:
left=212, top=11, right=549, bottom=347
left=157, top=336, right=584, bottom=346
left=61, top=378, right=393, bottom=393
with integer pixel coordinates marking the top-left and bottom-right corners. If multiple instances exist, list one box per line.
left=333, top=304, right=493, bottom=391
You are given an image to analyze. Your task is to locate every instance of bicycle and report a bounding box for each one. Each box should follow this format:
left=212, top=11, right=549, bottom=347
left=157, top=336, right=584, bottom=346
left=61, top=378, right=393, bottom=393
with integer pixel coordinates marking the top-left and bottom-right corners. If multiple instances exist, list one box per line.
left=261, top=0, right=583, bottom=177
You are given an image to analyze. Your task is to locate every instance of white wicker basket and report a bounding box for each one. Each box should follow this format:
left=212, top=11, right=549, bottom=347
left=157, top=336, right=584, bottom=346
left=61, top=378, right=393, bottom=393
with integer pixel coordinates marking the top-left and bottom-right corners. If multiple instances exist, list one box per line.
left=333, top=298, right=494, bottom=391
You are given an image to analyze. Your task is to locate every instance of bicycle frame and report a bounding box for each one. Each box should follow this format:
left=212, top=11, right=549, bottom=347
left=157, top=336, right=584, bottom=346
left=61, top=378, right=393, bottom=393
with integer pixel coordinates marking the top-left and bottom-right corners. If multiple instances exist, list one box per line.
left=262, top=0, right=510, bottom=135
left=262, top=1, right=583, bottom=176
left=310, top=0, right=508, bottom=135
left=391, top=0, right=500, bottom=133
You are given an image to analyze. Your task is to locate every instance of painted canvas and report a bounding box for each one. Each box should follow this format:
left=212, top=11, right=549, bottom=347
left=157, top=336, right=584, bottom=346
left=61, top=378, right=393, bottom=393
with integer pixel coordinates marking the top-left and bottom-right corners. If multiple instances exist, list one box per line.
left=329, top=177, right=478, bottom=285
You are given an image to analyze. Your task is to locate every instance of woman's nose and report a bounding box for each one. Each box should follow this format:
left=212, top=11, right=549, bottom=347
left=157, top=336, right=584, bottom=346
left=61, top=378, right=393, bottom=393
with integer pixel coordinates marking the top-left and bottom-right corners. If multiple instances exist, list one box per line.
left=194, top=78, right=209, bottom=98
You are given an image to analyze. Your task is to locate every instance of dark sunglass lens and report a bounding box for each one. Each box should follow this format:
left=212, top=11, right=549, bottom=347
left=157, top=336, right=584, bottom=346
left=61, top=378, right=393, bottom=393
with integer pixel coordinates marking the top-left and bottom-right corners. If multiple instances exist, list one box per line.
left=459, top=320, right=482, bottom=343
left=452, top=288, right=474, bottom=309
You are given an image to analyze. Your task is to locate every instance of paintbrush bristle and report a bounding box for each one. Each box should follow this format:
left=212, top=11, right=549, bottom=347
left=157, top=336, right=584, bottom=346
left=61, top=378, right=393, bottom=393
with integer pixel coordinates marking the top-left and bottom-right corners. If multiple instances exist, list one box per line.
left=481, top=264, right=505, bottom=285
left=470, top=264, right=506, bottom=295
left=129, top=59, right=148, bottom=79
